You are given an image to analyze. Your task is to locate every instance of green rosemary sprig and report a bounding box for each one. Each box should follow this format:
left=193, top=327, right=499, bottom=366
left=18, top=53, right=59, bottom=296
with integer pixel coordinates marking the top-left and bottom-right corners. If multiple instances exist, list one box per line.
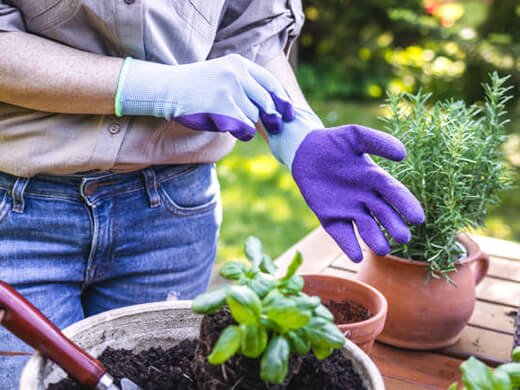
left=378, top=72, right=513, bottom=279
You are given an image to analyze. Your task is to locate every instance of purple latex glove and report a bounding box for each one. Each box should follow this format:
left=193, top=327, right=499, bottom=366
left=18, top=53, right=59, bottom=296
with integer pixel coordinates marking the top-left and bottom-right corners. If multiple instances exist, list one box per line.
left=269, top=108, right=425, bottom=262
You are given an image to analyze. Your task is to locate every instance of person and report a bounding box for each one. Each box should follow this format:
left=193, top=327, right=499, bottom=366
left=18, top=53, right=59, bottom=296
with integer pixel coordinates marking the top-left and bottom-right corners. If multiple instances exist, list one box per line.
left=0, top=1, right=424, bottom=387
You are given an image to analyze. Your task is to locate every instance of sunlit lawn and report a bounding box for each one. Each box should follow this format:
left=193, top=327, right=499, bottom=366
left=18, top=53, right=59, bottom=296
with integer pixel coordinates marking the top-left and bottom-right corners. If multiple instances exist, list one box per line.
left=216, top=100, right=520, bottom=264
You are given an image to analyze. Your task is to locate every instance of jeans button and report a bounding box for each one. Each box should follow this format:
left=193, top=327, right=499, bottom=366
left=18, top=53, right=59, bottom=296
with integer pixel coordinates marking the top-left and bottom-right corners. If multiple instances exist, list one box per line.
left=108, top=123, right=121, bottom=135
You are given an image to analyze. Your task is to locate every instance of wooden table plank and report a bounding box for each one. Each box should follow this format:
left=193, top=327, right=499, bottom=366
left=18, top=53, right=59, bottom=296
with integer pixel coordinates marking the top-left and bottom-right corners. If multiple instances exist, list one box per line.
left=471, top=235, right=520, bottom=261
left=384, top=377, right=433, bottom=390
left=371, top=342, right=463, bottom=389
left=476, top=277, right=519, bottom=308
left=441, top=326, right=512, bottom=365
left=487, top=256, right=520, bottom=282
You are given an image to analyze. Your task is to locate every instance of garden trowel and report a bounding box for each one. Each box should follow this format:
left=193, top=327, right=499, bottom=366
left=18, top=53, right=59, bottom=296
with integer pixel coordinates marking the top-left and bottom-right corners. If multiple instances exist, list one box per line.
left=0, top=281, right=142, bottom=390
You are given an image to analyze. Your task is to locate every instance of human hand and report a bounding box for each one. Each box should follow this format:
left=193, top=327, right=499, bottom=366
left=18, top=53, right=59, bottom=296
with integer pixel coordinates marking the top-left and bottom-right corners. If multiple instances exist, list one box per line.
left=269, top=108, right=425, bottom=262
left=115, top=54, right=294, bottom=141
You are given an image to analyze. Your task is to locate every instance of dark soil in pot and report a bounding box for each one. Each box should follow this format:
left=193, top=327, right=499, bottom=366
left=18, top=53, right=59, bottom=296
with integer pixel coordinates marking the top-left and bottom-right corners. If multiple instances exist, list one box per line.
left=323, top=299, right=371, bottom=324
left=193, top=308, right=302, bottom=389
left=48, top=308, right=367, bottom=390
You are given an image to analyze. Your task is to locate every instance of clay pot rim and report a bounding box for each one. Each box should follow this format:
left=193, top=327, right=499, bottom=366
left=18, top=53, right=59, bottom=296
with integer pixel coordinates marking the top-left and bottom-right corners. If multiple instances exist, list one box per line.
left=373, top=233, right=483, bottom=267
left=302, top=274, right=388, bottom=330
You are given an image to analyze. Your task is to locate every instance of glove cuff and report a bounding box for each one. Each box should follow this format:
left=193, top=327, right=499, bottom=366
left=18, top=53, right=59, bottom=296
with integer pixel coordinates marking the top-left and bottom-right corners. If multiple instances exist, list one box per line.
left=115, top=58, right=179, bottom=119
left=268, top=108, right=324, bottom=169
left=114, top=57, right=132, bottom=117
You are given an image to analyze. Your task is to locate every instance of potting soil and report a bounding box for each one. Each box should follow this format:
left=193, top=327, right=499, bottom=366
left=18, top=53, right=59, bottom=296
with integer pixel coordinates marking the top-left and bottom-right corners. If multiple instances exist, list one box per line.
left=323, top=299, right=371, bottom=324
left=47, top=339, right=366, bottom=390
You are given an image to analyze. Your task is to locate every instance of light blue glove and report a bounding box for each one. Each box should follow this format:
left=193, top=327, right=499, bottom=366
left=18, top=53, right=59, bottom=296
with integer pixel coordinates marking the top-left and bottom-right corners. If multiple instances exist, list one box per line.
left=115, top=54, right=295, bottom=141
left=269, top=107, right=424, bottom=262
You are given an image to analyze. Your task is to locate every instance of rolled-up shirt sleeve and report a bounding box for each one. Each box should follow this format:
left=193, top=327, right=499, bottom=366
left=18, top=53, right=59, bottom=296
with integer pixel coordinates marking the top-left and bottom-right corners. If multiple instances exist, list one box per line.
left=0, top=1, right=25, bottom=32
left=209, top=0, right=303, bottom=65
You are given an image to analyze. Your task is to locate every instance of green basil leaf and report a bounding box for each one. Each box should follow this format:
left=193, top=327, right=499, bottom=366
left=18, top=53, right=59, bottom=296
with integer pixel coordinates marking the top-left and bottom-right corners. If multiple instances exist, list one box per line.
left=247, top=275, right=273, bottom=299
left=279, top=274, right=304, bottom=294
left=512, top=346, right=520, bottom=363
left=191, top=286, right=227, bottom=314
left=208, top=325, right=242, bottom=365
left=293, top=294, right=321, bottom=310
left=219, top=261, right=248, bottom=280
left=266, top=299, right=311, bottom=330
left=491, top=369, right=512, bottom=390
left=311, top=344, right=334, bottom=360
left=262, top=288, right=284, bottom=308
left=494, top=363, right=520, bottom=387
left=226, top=285, right=262, bottom=325
left=303, top=317, right=345, bottom=349
left=282, top=251, right=303, bottom=281
left=287, top=330, right=310, bottom=355
left=314, top=304, right=335, bottom=322
left=260, top=336, right=290, bottom=384
left=259, top=254, right=278, bottom=275
left=260, top=316, right=284, bottom=333
left=447, top=383, right=458, bottom=390
left=245, top=236, right=264, bottom=269
left=240, top=324, right=267, bottom=358
left=460, top=357, right=494, bottom=390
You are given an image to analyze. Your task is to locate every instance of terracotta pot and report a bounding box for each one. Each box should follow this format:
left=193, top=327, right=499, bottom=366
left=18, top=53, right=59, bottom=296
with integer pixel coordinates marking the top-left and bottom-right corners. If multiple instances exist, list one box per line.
left=20, top=300, right=385, bottom=390
left=302, top=274, right=388, bottom=354
left=357, top=233, right=489, bottom=350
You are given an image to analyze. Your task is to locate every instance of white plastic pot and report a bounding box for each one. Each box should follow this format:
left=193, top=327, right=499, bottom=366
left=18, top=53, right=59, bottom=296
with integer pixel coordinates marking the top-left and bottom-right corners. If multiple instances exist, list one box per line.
left=20, top=300, right=385, bottom=389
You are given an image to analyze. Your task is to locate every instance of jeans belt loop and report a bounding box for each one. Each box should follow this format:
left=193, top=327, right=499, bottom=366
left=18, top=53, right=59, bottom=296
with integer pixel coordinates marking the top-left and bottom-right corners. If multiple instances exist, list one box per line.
left=142, top=168, right=161, bottom=208
left=11, top=177, right=30, bottom=213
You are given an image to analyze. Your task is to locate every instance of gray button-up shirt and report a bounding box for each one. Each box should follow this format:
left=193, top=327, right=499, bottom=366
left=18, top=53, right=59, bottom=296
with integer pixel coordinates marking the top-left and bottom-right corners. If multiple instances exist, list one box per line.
left=0, top=0, right=303, bottom=177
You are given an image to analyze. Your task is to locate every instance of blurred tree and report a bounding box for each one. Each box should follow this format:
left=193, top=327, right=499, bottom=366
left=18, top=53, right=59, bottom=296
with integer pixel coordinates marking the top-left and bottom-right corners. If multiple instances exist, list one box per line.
left=298, top=0, right=520, bottom=103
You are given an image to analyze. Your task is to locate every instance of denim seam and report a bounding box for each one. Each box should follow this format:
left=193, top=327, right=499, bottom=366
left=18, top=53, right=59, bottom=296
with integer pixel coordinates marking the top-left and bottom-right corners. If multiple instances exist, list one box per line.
left=0, top=192, right=9, bottom=224
left=155, top=165, right=199, bottom=185
left=17, top=192, right=80, bottom=202
left=158, top=186, right=218, bottom=216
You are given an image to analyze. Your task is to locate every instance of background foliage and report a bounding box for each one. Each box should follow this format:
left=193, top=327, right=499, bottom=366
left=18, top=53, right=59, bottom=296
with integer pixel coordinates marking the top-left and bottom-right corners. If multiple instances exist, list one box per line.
left=215, top=0, right=520, bottom=267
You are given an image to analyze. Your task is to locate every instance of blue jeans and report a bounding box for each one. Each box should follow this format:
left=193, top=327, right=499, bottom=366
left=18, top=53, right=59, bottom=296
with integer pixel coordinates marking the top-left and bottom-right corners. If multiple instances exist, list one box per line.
left=0, top=164, right=221, bottom=389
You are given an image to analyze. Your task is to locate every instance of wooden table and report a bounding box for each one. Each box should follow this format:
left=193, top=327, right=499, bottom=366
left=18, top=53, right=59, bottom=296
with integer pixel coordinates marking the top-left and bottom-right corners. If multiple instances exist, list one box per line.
left=275, top=227, right=519, bottom=389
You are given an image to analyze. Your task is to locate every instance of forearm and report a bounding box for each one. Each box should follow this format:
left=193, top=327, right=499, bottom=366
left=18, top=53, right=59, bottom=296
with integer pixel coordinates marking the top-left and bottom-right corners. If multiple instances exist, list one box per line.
left=0, top=32, right=122, bottom=114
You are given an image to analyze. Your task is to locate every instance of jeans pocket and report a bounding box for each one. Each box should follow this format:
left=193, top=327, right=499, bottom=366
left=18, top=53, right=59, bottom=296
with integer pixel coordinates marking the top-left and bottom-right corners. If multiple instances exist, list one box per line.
left=158, top=164, right=219, bottom=217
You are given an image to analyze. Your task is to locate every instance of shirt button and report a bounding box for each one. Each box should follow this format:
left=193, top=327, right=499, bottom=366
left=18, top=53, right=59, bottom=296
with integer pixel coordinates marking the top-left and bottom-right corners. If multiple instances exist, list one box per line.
left=108, top=123, right=121, bottom=135
left=124, top=0, right=135, bottom=4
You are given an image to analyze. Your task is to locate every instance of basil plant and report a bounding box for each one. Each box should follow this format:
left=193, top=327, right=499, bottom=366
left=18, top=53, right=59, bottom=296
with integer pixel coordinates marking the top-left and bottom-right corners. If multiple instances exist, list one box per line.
left=449, top=347, right=520, bottom=390
left=192, top=236, right=346, bottom=384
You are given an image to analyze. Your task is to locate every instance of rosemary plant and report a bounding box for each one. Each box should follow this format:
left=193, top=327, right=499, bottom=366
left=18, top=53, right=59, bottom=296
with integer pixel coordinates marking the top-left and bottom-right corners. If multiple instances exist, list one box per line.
left=379, top=73, right=512, bottom=281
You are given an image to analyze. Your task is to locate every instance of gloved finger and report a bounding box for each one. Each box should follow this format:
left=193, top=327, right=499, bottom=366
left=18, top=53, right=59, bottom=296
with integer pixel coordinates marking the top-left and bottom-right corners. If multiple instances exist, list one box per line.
left=244, top=62, right=295, bottom=122
left=325, top=221, right=363, bottom=262
left=175, top=113, right=256, bottom=141
left=365, top=196, right=411, bottom=244
left=374, top=174, right=425, bottom=225
left=241, top=75, right=283, bottom=134
left=355, top=215, right=391, bottom=256
left=342, top=125, right=406, bottom=161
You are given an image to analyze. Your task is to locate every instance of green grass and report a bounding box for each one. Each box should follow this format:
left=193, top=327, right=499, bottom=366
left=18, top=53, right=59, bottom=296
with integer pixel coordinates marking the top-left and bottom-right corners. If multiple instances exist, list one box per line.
left=216, top=99, right=520, bottom=264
